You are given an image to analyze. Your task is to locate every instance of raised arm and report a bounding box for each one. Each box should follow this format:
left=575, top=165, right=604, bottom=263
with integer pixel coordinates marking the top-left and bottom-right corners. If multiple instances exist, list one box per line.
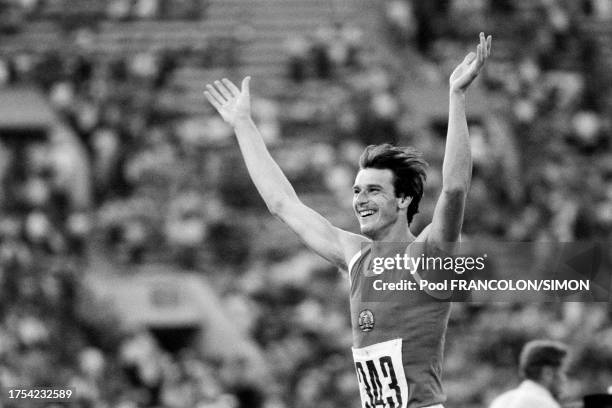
left=204, top=77, right=365, bottom=271
left=429, top=33, right=492, bottom=250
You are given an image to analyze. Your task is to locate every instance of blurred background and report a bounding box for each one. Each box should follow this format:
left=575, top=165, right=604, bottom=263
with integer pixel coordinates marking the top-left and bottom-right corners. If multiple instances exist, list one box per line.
left=0, top=0, right=611, bottom=407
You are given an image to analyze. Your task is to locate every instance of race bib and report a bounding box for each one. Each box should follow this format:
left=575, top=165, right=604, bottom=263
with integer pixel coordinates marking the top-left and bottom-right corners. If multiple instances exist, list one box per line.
left=352, top=338, right=410, bottom=408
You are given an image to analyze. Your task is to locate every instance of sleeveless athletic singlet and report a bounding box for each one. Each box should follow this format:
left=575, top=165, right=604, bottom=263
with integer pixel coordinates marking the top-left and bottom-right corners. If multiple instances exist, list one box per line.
left=349, top=241, right=451, bottom=408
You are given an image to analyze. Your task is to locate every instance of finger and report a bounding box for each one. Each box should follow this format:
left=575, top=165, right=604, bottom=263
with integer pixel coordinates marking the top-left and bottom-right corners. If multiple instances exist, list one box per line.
left=206, top=83, right=226, bottom=105
left=479, top=32, right=486, bottom=63
left=241, top=76, right=251, bottom=96
left=463, top=52, right=476, bottom=65
left=204, top=91, right=222, bottom=111
left=222, top=78, right=241, bottom=97
left=486, top=35, right=492, bottom=57
left=475, top=44, right=483, bottom=67
left=214, top=80, right=233, bottom=100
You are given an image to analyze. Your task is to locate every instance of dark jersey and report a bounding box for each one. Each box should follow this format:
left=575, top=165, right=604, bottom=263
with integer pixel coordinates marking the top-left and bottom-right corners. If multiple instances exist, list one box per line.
left=349, top=240, right=451, bottom=408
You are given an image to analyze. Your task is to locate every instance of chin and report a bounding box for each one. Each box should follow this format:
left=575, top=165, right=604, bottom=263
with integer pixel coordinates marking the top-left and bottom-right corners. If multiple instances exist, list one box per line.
left=361, top=229, right=375, bottom=239
left=360, top=223, right=379, bottom=239
left=359, top=224, right=372, bottom=235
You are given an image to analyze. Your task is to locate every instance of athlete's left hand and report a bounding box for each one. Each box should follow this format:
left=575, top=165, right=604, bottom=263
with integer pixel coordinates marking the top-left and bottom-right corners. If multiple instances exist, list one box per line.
left=449, top=32, right=492, bottom=93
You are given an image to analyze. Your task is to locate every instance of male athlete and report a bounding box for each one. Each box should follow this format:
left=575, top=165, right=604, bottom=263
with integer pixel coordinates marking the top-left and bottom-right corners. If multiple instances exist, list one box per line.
left=205, top=33, right=492, bottom=408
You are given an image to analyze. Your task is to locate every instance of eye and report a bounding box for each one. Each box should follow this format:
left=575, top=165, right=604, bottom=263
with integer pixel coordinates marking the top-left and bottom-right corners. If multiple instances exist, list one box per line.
left=353, top=188, right=360, bottom=194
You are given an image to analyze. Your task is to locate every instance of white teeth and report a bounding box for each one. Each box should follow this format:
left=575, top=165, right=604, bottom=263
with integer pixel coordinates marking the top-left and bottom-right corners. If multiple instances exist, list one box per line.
left=359, top=210, right=375, bottom=217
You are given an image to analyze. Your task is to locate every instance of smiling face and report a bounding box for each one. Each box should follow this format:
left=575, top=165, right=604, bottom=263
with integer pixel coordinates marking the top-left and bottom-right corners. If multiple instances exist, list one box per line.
left=353, top=168, right=410, bottom=240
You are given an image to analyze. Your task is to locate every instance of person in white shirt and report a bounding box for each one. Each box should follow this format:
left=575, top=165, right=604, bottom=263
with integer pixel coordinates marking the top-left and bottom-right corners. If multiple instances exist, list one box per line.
left=489, top=340, right=569, bottom=408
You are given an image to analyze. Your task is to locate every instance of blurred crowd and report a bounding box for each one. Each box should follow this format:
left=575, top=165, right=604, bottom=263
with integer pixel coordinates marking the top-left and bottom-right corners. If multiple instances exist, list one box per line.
left=1, top=0, right=612, bottom=407
left=0, top=0, right=205, bottom=27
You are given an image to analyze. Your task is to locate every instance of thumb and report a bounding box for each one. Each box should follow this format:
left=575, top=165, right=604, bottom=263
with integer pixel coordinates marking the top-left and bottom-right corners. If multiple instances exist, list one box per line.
left=241, top=76, right=251, bottom=96
left=463, top=52, right=476, bottom=65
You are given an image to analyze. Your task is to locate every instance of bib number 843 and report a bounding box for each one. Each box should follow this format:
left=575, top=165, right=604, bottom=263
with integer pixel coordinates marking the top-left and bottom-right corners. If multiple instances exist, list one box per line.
left=355, top=356, right=403, bottom=408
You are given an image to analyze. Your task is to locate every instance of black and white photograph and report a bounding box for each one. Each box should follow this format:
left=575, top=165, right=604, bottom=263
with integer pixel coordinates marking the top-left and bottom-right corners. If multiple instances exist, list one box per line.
left=0, top=0, right=611, bottom=407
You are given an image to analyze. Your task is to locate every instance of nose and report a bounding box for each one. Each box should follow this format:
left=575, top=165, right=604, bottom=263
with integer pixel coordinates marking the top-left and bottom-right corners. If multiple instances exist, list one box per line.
left=355, top=190, right=368, bottom=206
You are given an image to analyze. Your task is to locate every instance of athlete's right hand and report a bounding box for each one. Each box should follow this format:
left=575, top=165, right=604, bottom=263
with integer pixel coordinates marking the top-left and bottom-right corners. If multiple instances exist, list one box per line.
left=204, top=76, right=251, bottom=127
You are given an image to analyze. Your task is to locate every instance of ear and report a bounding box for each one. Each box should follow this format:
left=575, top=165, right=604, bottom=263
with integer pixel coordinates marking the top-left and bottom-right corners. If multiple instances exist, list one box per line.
left=397, top=195, right=412, bottom=210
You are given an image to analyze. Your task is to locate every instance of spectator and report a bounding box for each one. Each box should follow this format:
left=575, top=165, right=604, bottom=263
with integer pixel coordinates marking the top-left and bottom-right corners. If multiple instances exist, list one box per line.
left=285, top=35, right=310, bottom=83
left=489, top=340, right=570, bottom=408
left=385, top=0, right=417, bottom=44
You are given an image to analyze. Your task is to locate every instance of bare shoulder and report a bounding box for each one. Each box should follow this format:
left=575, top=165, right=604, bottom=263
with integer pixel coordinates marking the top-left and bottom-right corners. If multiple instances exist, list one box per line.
left=420, top=223, right=461, bottom=255
left=417, top=223, right=456, bottom=257
left=414, top=224, right=432, bottom=243
left=337, top=229, right=370, bottom=272
left=404, top=224, right=433, bottom=258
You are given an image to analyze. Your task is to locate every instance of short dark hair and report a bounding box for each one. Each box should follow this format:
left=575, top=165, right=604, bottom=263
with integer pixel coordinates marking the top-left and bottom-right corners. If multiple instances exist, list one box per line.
left=519, top=340, right=569, bottom=381
left=358, top=144, right=428, bottom=224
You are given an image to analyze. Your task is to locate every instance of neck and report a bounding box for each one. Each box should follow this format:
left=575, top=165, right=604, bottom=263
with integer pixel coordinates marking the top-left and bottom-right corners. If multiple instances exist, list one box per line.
left=370, top=218, right=415, bottom=242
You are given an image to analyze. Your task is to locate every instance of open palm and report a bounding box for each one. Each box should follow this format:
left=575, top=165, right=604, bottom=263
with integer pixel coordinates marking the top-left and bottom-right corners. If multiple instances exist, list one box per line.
left=204, top=77, right=251, bottom=127
left=449, top=33, right=492, bottom=93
